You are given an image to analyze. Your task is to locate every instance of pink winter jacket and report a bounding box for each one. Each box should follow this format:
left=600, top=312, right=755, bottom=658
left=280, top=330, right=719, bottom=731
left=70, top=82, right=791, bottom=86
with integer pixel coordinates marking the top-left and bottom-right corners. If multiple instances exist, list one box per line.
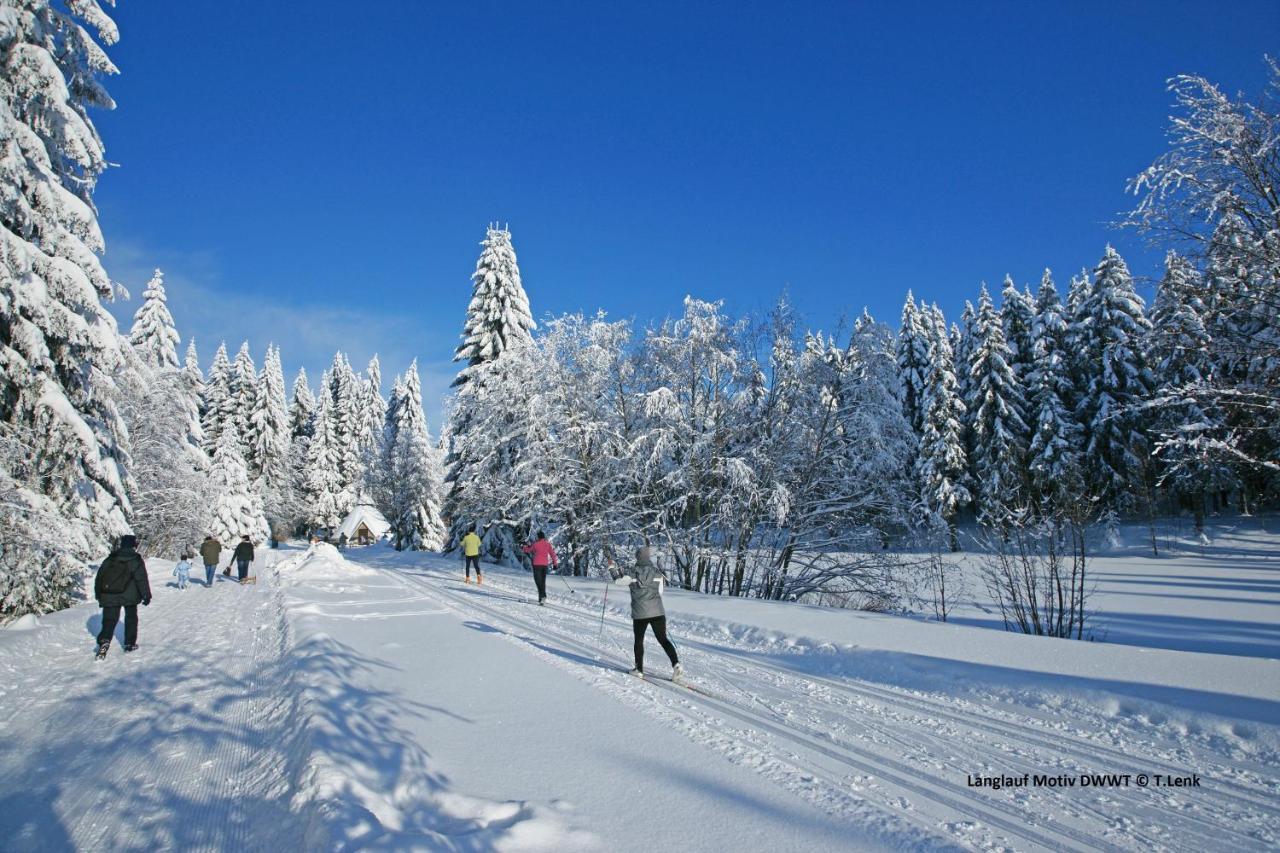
left=522, top=539, right=558, bottom=568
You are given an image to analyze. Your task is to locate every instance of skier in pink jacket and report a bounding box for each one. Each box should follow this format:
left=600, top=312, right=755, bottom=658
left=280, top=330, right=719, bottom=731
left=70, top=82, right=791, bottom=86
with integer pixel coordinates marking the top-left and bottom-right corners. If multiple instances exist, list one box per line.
left=521, top=531, right=558, bottom=605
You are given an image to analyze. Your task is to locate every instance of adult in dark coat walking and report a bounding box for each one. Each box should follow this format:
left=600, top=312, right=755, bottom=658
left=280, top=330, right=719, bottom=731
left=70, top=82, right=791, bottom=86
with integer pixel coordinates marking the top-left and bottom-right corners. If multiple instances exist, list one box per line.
left=94, top=534, right=151, bottom=657
left=230, top=535, right=254, bottom=582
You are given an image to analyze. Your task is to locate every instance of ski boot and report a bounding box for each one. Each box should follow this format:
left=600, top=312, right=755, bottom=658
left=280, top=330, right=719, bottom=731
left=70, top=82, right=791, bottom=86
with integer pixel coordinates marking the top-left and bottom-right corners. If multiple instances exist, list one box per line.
left=672, top=663, right=684, bottom=682
left=627, top=668, right=644, bottom=678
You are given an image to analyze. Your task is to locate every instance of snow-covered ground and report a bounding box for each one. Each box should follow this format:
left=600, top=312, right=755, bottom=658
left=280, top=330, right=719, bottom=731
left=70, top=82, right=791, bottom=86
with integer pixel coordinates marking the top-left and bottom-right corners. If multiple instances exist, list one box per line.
left=0, top=529, right=1276, bottom=851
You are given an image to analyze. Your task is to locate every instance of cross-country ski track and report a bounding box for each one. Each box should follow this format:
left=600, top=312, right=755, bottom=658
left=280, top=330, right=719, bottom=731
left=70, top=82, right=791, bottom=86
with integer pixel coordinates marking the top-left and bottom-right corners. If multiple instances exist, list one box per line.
left=0, top=543, right=1275, bottom=852
left=375, top=555, right=1275, bottom=852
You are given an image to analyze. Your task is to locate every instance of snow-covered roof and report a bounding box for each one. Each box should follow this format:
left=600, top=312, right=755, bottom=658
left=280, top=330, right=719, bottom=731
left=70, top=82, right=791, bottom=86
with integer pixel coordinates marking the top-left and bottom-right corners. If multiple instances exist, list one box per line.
left=337, top=504, right=391, bottom=540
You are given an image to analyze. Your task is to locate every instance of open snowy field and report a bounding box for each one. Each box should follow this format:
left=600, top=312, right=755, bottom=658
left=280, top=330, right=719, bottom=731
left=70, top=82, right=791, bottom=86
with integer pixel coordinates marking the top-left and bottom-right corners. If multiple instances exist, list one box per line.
left=0, top=534, right=1276, bottom=852
left=936, top=516, right=1280, bottom=660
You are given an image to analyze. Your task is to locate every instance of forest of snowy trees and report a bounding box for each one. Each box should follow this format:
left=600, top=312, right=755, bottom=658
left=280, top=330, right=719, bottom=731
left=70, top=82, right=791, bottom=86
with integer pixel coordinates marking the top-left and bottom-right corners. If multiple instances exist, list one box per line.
left=1, top=3, right=1276, bottom=620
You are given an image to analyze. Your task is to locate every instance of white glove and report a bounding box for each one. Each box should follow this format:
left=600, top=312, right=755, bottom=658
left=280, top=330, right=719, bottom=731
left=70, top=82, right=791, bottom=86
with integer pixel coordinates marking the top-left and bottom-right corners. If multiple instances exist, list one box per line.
left=613, top=575, right=634, bottom=585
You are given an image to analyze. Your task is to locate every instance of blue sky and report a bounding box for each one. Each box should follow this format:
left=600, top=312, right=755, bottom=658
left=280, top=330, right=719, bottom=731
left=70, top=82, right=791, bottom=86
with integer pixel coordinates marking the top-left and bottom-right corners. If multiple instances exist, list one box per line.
left=93, top=1, right=1279, bottom=424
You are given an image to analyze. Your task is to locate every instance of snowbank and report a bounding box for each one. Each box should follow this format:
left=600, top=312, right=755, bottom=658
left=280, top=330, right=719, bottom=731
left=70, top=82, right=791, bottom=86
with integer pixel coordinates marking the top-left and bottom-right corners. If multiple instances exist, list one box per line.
left=275, top=542, right=378, bottom=585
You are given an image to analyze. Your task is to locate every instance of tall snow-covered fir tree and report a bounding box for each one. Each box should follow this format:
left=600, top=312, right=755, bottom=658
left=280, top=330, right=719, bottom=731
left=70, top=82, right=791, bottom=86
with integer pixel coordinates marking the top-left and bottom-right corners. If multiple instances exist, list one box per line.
left=222, top=342, right=257, bottom=458
left=1026, top=270, right=1083, bottom=515
left=0, top=0, right=132, bottom=617
left=444, top=224, right=538, bottom=554
left=247, top=345, right=290, bottom=525
left=966, top=284, right=1029, bottom=528
left=914, top=304, right=970, bottom=548
left=1000, top=276, right=1036, bottom=389
left=357, top=354, right=386, bottom=467
left=1074, top=246, right=1154, bottom=509
left=372, top=362, right=446, bottom=551
left=202, top=342, right=232, bottom=456
left=302, top=386, right=342, bottom=532
left=206, top=423, right=269, bottom=546
left=1147, top=251, right=1236, bottom=524
left=129, top=269, right=180, bottom=371
left=289, top=368, right=316, bottom=440
left=896, top=292, right=929, bottom=439
left=181, top=338, right=206, bottom=457
left=325, top=351, right=360, bottom=515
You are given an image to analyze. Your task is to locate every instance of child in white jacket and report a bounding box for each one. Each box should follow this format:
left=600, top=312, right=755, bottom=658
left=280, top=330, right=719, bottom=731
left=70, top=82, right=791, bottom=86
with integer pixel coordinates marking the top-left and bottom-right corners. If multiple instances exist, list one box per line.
left=173, top=554, right=192, bottom=590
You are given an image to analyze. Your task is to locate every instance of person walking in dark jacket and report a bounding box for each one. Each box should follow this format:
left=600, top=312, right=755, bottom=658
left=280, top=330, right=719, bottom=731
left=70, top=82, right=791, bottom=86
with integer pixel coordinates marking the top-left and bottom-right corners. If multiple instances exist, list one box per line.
left=199, top=535, right=222, bottom=587
left=94, top=534, right=152, bottom=658
left=229, top=535, right=254, bottom=582
left=611, top=546, right=682, bottom=681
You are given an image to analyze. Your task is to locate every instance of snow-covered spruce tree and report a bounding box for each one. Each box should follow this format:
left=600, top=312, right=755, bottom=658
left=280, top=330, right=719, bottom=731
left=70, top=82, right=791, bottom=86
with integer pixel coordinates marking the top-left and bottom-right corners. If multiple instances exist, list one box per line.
left=201, top=342, right=231, bottom=456
left=289, top=367, right=316, bottom=441
left=1126, top=60, right=1280, bottom=498
left=1074, top=246, right=1154, bottom=511
left=443, top=224, right=537, bottom=557
left=357, top=354, right=386, bottom=471
left=896, top=291, right=929, bottom=440
left=301, top=388, right=342, bottom=532
left=1000, top=276, right=1036, bottom=387
left=179, top=338, right=206, bottom=459
left=248, top=345, right=291, bottom=536
left=206, top=422, right=269, bottom=546
left=325, top=351, right=360, bottom=515
left=282, top=367, right=315, bottom=535
left=1026, top=270, right=1083, bottom=516
left=222, top=341, right=257, bottom=460
left=0, top=0, right=133, bottom=617
left=1147, top=252, right=1236, bottom=529
left=966, top=284, right=1029, bottom=529
left=914, top=305, right=970, bottom=549
left=371, top=362, right=446, bottom=550
left=129, top=268, right=180, bottom=371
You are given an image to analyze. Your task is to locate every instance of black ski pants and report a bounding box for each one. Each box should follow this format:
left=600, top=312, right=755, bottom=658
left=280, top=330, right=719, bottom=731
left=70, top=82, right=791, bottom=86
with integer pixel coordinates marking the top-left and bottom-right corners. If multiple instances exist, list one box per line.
left=98, top=604, right=138, bottom=647
left=633, top=616, right=678, bottom=672
left=532, top=565, right=548, bottom=601
left=465, top=555, right=481, bottom=578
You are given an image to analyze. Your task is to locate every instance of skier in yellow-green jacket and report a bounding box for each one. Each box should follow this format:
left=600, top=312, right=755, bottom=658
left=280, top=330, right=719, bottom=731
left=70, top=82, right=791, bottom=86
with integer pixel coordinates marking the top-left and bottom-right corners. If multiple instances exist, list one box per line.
left=461, top=526, right=482, bottom=585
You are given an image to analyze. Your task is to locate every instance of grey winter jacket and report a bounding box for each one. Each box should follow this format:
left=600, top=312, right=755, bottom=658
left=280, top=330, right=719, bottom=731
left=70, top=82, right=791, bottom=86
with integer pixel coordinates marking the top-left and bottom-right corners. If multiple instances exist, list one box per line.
left=621, top=558, right=666, bottom=620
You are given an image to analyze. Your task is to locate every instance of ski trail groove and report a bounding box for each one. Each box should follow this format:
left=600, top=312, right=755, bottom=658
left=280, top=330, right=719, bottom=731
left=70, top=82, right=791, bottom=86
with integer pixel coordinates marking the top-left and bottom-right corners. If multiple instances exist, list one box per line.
left=391, top=566, right=1118, bottom=852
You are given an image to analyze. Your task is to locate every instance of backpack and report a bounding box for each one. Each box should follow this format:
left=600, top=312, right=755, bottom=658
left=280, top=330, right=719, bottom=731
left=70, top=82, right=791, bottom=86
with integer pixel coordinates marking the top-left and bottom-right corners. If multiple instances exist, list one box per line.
left=98, top=553, right=134, bottom=595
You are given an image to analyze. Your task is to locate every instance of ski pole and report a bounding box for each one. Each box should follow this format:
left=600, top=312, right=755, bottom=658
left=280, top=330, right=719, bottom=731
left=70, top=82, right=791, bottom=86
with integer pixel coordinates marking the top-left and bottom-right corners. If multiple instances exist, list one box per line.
left=598, top=583, right=609, bottom=642
left=556, top=570, right=577, bottom=595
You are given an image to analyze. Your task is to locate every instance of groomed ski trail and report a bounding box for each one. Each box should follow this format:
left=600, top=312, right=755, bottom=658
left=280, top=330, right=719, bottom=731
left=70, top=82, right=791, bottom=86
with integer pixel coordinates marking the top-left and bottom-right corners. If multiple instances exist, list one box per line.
left=0, top=562, right=303, bottom=852
left=368, top=554, right=1278, bottom=853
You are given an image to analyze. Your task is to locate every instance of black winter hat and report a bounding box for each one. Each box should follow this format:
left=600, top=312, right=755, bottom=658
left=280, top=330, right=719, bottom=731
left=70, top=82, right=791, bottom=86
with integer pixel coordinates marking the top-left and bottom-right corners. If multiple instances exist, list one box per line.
left=120, top=534, right=138, bottom=549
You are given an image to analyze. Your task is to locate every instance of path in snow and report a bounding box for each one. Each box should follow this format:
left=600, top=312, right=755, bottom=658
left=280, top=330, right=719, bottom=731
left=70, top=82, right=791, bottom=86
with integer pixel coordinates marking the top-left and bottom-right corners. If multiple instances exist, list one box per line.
left=359, top=549, right=1279, bottom=853
left=0, top=560, right=302, bottom=851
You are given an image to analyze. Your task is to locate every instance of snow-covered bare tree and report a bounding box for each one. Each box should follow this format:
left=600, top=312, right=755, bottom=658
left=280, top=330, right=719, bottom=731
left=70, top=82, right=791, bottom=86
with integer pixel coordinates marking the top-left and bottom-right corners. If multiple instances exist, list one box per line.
left=1126, top=58, right=1280, bottom=499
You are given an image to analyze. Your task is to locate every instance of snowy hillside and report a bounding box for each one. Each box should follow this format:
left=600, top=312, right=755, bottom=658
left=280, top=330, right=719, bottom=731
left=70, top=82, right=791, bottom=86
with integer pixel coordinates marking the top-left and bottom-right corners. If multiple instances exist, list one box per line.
left=1, top=533, right=1276, bottom=852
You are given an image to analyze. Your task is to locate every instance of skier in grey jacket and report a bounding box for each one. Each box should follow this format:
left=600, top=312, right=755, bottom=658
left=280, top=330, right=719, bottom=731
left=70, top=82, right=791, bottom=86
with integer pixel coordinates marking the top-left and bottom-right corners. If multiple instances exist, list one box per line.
left=611, top=546, right=683, bottom=681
